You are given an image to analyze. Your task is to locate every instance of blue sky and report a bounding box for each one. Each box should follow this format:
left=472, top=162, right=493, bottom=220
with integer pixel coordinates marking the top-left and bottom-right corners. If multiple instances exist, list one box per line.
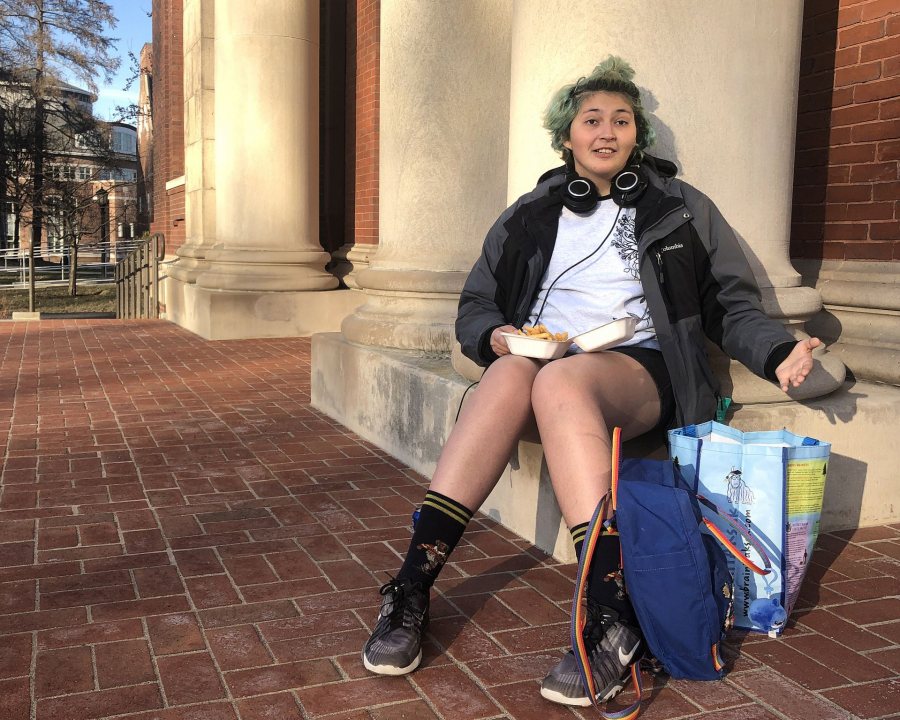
left=93, top=0, right=153, bottom=122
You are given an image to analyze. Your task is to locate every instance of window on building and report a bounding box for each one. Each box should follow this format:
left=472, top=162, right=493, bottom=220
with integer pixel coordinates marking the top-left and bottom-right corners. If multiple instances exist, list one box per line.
left=46, top=196, right=65, bottom=252
left=77, top=165, right=92, bottom=181
left=4, top=202, right=18, bottom=250
left=111, top=127, right=137, bottom=155
left=99, top=167, right=137, bottom=183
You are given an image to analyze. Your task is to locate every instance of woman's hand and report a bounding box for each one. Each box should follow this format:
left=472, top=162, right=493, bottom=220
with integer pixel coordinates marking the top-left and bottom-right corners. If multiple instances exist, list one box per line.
left=775, top=338, right=822, bottom=392
left=490, top=325, right=519, bottom=357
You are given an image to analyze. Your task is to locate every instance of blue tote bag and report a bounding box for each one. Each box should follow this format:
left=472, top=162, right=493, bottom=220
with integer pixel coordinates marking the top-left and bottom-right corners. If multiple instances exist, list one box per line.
left=668, top=422, right=830, bottom=634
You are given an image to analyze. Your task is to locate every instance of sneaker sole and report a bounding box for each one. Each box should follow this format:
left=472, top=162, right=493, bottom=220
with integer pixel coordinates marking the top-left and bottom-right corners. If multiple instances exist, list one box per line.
left=362, top=649, right=422, bottom=676
left=540, top=680, right=624, bottom=707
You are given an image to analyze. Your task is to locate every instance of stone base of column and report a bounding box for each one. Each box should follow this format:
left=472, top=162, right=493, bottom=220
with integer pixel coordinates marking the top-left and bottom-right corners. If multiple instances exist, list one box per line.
left=340, top=267, right=468, bottom=353
left=164, top=275, right=363, bottom=340
left=166, top=243, right=209, bottom=283
left=328, top=243, right=375, bottom=289
left=197, top=248, right=339, bottom=292
left=311, top=331, right=898, bottom=560
left=796, top=260, right=900, bottom=387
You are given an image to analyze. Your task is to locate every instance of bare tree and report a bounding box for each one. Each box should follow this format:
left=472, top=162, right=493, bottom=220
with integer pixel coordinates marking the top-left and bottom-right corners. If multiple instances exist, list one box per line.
left=0, top=0, right=118, bottom=310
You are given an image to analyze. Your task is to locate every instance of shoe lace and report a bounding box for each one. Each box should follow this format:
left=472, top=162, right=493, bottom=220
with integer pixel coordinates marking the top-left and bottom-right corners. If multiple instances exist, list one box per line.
left=583, top=601, right=617, bottom=650
left=376, top=578, right=426, bottom=634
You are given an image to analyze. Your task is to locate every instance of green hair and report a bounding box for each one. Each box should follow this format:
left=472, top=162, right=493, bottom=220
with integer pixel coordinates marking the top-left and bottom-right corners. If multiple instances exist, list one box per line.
left=543, top=56, right=656, bottom=162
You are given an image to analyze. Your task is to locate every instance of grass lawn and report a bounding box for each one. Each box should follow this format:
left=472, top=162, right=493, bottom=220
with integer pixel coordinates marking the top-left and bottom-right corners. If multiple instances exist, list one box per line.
left=0, top=285, right=116, bottom=318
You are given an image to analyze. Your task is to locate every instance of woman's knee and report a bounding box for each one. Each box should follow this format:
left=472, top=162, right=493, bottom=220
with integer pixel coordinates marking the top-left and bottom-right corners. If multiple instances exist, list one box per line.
left=479, top=355, right=542, bottom=397
left=531, top=360, right=581, bottom=416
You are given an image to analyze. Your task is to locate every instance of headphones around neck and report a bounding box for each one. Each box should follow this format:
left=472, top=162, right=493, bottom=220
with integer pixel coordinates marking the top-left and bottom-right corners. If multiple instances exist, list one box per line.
left=562, top=164, right=648, bottom=213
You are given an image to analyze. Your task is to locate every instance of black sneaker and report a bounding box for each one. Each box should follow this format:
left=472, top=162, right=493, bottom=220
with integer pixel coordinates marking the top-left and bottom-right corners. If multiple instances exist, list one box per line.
left=540, top=601, right=642, bottom=707
left=362, top=578, right=429, bottom=675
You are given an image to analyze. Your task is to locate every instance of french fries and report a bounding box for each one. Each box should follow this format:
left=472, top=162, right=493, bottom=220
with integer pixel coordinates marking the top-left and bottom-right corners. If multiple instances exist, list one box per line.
left=517, top=324, right=569, bottom=342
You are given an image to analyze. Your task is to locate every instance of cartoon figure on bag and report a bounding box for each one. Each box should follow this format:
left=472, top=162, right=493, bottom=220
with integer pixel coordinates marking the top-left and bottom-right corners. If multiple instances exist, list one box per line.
left=724, top=468, right=754, bottom=505
left=748, top=597, right=787, bottom=638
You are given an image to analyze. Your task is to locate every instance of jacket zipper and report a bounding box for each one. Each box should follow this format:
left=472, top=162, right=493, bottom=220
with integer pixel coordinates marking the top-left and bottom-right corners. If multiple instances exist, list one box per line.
left=638, top=203, right=686, bottom=256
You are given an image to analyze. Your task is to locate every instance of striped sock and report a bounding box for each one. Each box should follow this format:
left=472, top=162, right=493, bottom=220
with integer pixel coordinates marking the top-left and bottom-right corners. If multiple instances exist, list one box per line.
left=396, top=490, right=474, bottom=588
left=571, top=521, right=589, bottom=561
left=571, top=521, right=636, bottom=625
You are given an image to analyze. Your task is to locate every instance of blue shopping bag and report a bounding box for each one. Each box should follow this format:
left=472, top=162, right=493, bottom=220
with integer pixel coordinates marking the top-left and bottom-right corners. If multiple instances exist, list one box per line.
left=668, top=422, right=830, bottom=634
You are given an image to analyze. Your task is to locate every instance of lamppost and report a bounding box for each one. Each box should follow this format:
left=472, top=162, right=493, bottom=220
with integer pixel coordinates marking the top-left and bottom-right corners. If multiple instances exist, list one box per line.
left=94, top=188, right=108, bottom=277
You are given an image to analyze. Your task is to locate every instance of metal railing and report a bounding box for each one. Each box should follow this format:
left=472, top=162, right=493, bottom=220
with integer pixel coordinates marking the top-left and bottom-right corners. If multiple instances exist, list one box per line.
left=115, top=233, right=165, bottom=319
left=0, top=239, right=149, bottom=287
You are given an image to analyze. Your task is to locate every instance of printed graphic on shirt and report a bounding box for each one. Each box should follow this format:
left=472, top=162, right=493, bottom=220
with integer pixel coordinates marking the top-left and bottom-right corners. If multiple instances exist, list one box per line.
left=611, top=214, right=639, bottom=279
left=610, top=212, right=652, bottom=330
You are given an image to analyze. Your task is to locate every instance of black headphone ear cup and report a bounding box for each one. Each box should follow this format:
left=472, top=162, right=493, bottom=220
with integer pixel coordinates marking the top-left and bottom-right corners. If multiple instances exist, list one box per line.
left=562, top=176, right=598, bottom=213
left=610, top=166, right=648, bottom=207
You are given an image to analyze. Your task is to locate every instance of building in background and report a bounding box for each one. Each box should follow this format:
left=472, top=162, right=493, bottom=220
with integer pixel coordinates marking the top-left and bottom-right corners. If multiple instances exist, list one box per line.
left=147, top=0, right=899, bottom=548
left=0, top=75, right=145, bottom=268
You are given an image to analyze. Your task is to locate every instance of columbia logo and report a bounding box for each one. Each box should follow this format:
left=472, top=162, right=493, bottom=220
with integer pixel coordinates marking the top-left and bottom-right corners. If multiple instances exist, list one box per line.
left=662, top=243, right=684, bottom=252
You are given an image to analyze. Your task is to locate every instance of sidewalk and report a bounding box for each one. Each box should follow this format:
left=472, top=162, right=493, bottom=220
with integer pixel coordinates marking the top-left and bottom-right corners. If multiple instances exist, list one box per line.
left=0, top=319, right=897, bottom=720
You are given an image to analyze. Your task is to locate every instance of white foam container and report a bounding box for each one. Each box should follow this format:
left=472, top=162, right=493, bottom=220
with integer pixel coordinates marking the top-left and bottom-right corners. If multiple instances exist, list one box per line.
left=571, top=317, right=637, bottom=352
left=501, top=332, right=572, bottom=360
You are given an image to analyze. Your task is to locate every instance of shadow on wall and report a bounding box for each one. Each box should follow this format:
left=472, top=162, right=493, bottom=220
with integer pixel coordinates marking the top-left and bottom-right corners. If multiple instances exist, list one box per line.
left=820, top=451, right=868, bottom=532
left=535, top=456, right=563, bottom=555
left=642, top=88, right=681, bottom=175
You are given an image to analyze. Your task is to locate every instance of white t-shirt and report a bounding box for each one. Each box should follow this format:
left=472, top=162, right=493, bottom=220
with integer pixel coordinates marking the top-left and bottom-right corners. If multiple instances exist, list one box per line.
left=526, top=198, right=659, bottom=350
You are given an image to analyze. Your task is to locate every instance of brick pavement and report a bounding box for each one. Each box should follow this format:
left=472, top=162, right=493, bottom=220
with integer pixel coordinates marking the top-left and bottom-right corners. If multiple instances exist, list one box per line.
left=0, top=319, right=897, bottom=720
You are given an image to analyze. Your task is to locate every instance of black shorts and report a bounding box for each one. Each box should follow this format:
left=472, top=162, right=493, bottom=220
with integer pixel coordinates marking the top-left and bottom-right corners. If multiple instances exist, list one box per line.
left=607, top=346, right=676, bottom=430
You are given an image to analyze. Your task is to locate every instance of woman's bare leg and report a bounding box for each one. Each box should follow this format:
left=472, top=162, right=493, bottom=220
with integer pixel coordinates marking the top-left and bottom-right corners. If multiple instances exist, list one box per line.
left=429, top=354, right=542, bottom=510
left=530, top=351, right=662, bottom=528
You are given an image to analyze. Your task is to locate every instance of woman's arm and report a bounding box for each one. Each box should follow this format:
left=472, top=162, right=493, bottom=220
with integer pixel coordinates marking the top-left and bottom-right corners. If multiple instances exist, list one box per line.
left=456, top=216, right=514, bottom=366
left=679, top=182, right=815, bottom=385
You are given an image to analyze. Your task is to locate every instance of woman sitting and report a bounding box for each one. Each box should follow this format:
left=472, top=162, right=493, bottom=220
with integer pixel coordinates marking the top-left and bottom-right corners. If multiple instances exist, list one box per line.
left=361, top=56, right=819, bottom=707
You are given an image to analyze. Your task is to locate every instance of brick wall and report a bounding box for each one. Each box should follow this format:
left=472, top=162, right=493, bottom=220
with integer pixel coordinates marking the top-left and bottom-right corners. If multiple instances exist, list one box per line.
left=353, top=0, right=380, bottom=247
left=149, top=0, right=186, bottom=255
left=792, top=0, right=900, bottom=262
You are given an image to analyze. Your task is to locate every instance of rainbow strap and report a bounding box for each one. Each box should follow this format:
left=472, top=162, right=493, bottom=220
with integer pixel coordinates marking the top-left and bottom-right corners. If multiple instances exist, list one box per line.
left=696, top=494, right=772, bottom=577
left=570, top=427, right=643, bottom=720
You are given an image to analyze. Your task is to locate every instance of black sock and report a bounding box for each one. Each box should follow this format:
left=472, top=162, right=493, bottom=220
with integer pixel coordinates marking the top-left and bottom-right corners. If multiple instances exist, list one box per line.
left=396, top=490, right=473, bottom=589
left=586, top=533, right=636, bottom=626
left=571, top=522, right=589, bottom=562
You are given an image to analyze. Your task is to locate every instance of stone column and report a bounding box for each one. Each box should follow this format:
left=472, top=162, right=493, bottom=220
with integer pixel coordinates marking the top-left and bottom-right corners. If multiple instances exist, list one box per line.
left=340, top=0, right=513, bottom=352
left=506, top=0, right=843, bottom=402
left=196, top=0, right=336, bottom=293
left=168, top=0, right=215, bottom=285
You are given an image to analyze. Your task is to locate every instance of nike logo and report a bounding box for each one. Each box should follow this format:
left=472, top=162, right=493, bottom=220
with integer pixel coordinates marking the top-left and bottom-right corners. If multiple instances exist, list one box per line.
left=618, top=641, right=639, bottom=666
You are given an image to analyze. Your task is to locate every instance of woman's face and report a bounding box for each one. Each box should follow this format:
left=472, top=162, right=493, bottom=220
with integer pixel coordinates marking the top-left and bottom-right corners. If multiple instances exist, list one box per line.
left=564, top=91, right=638, bottom=195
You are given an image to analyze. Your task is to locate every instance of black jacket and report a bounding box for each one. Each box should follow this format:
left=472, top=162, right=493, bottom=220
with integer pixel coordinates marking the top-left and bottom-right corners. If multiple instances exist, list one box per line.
left=455, top=158, right=795, bottom=426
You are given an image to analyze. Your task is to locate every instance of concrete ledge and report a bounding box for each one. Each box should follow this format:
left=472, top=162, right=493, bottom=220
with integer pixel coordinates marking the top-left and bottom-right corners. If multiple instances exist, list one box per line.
left=730, top=382, right=900, bottom=531
left=312, top=332, right=899, bottom=560
left=10, top=312, right=41, bottom=320
left=311, top=332, right=577, bottom=561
